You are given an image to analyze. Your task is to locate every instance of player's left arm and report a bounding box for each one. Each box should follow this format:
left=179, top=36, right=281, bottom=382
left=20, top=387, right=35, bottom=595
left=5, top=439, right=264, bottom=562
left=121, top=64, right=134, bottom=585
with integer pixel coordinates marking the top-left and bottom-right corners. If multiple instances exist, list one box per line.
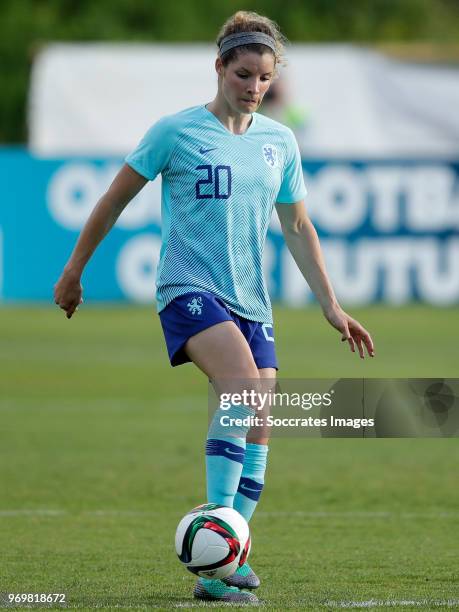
left=276, top=200, right=375, bottom=358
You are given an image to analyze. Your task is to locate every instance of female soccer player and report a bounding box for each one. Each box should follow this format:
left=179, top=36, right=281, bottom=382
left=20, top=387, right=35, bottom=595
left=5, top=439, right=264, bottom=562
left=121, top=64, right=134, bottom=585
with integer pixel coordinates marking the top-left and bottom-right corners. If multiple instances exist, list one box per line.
left=54, top=11, right=374, bottom=605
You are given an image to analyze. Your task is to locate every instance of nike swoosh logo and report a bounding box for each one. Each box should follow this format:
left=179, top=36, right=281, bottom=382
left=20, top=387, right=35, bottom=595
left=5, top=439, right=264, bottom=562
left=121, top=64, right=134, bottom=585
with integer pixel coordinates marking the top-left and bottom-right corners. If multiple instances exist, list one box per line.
left=240, top=483, right=261, bottom=492
left=200, top=146, right=217, bottom=154
left=225, top=447, right=244, bottom=456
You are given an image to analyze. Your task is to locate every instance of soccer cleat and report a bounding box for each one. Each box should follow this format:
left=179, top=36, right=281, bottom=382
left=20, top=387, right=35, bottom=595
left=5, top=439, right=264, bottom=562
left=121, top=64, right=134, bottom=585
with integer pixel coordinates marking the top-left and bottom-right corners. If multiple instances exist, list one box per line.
left=193, top=577, right=259, bottom=604
left=222, top=562, right=261, bottom=589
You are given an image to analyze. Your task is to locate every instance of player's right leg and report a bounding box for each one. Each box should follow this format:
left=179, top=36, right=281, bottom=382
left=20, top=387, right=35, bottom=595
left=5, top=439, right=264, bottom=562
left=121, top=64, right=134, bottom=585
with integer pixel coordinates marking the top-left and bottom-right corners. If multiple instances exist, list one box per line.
left=185, top=318, right=264, bottom=509
left=185, top=320, right=262, bottom=604
left=224, top=366, right=275, bottom=590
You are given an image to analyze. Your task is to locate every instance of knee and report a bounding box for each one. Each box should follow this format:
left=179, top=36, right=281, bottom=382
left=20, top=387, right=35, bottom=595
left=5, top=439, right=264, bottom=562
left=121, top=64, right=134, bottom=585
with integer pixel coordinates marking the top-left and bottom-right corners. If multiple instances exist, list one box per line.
left=227, top=361, right=261, bottom=380
left=212, top=363, right=261, bottom=392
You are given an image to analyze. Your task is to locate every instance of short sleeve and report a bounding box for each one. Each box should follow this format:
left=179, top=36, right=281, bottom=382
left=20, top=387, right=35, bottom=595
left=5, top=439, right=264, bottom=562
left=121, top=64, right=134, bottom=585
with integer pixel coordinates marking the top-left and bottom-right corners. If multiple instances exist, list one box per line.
left=276, top=129, right=307, bottom=204
left=125, top=116, right=177, bottom=181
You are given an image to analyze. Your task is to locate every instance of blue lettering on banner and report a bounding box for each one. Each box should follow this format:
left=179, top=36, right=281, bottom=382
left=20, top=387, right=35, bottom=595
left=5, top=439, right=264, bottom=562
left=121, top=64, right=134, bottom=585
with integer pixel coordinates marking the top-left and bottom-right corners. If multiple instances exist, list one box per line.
left=1, top=149, right=458, bottom=305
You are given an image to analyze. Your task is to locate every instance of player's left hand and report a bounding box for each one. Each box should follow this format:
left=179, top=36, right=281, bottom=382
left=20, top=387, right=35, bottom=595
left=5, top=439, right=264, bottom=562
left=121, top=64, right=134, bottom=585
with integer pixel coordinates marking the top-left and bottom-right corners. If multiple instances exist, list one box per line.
left=322, top=304, right=375, bottom=359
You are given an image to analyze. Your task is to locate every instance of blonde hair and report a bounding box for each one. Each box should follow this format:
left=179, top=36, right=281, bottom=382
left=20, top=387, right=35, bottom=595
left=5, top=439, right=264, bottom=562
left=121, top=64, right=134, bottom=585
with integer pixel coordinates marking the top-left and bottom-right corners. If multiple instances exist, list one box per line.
left=216, top=11, right=287, bottom=71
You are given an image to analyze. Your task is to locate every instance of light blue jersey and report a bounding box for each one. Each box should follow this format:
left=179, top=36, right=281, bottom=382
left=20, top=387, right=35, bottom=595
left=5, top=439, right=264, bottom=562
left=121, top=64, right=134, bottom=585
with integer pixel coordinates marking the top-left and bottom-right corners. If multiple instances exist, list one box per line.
left=125, top=104, right=306, bottom=323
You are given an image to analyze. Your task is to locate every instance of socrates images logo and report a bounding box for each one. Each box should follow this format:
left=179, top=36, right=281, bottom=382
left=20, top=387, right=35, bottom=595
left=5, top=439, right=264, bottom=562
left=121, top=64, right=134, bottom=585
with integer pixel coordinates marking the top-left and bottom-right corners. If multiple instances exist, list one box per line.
left=262, top=144, right=278, bottom=168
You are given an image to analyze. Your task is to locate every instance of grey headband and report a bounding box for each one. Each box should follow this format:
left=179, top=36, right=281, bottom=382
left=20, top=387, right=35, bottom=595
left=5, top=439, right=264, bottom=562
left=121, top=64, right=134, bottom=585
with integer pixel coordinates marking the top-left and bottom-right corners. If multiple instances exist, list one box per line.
left=219, top=32, right=276, bottom=57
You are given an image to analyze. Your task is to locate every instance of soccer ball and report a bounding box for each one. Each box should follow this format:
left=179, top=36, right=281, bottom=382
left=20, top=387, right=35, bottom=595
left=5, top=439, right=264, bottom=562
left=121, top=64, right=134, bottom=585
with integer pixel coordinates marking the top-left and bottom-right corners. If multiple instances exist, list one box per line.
left=175, top=503, right=251, bottom=579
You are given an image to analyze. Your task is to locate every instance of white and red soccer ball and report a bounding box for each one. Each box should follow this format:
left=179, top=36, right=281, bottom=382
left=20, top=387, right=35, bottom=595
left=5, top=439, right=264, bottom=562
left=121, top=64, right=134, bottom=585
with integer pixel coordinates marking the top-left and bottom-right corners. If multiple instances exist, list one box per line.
left=175, top=503, right=251, bottom=579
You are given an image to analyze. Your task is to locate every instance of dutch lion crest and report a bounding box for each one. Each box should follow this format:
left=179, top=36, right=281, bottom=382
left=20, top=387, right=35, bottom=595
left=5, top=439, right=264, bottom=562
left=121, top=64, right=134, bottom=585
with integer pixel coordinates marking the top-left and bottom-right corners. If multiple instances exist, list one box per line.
left=187, top=296, right=203, bottom=315
left=262, top=143, right=278, bottom=168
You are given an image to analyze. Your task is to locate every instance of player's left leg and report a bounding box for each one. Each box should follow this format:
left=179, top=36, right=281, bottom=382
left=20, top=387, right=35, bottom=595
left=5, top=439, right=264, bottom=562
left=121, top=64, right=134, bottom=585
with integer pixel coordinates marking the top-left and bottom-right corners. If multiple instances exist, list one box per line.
left=234, top=367, right=275, bottom=516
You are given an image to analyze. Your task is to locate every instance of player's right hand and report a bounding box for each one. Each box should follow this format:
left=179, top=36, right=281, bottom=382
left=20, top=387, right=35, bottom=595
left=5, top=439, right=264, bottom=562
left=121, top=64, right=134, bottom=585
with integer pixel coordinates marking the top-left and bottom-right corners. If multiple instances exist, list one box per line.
left=54, top=269, right=83, bottom=319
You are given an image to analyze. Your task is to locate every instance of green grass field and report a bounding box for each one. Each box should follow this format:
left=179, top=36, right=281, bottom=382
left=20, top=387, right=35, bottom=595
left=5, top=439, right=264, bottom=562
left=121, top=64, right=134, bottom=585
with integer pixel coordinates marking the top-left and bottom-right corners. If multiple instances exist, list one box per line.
left=1, top=305, right=458, bottom=610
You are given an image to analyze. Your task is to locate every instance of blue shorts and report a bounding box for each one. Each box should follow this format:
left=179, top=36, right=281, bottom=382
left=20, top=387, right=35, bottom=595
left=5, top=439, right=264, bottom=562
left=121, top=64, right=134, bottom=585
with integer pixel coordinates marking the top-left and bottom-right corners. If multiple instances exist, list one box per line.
left=159, top=291, right=278, bottom=369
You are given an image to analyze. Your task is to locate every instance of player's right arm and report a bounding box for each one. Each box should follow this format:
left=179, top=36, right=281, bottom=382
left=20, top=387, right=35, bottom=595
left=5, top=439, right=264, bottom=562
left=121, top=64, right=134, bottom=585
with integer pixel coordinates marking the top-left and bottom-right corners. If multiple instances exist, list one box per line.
left=54, top=164, right=147, bottom=319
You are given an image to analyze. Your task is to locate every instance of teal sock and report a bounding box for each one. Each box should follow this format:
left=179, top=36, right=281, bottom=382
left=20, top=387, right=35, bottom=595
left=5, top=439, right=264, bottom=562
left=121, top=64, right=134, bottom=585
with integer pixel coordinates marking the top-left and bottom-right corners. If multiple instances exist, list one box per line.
left=233, top=442, right=268, bottom=522
left=205, top=404, right=254, bottom=507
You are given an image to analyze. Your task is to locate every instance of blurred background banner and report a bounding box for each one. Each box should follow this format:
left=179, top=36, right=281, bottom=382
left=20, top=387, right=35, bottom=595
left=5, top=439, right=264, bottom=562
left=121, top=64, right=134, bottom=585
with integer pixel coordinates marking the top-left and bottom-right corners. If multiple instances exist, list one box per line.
left=2, top=149, right=458, bottom=305
left=29, top=44, right=459, bottom=157
left=2, top=33, right=459, bottom=307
